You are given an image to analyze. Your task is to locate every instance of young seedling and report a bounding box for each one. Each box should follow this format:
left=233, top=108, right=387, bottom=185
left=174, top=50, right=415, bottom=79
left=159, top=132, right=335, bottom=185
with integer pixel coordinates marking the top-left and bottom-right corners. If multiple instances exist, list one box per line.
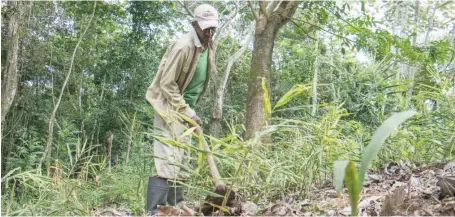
left=334, top=110, right=417, bottom=216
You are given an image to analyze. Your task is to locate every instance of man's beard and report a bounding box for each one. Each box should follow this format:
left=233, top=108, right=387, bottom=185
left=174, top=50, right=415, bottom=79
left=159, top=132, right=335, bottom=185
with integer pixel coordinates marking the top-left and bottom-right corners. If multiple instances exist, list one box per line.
left=204, top=38, right=212, bottom=48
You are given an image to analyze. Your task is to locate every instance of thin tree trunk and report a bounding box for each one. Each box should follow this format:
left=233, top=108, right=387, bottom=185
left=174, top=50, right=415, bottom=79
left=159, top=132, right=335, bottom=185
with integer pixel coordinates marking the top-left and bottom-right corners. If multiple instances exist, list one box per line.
left=244, top=1, right=299, bottom=140
left=1, top=1, right=23, bottom=124
left=391, top=1, right=401, bottom=80
left=105, top=131, right=113, bottom=171
left=406, top=0, right=437, bottom=107
left=211, top=33, right=253, bottom=137
left=125, top=113, right=136, bottom=165
left=423, top=1, right=438, bottom=46
left=412, top=0, right=419, bottom=46
left=311, top=39, right=319, bottom=117
left=38, top=2, right=96, bottom=175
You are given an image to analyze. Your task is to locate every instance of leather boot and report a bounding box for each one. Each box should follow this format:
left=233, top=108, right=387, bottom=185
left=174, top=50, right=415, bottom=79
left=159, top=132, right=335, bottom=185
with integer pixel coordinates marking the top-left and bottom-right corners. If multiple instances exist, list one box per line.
left=146, top=176, right=169, bottom=215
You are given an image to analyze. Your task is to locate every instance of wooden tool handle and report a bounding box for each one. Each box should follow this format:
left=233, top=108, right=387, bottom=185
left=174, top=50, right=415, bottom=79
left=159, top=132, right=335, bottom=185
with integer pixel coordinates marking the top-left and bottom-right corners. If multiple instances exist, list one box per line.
left=196, top=127, right=225, bottom=191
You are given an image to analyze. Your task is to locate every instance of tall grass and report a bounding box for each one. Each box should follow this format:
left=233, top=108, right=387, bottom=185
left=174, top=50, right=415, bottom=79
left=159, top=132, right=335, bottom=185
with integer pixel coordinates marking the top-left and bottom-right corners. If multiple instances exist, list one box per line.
left=2, top=61, right=454, bottom=215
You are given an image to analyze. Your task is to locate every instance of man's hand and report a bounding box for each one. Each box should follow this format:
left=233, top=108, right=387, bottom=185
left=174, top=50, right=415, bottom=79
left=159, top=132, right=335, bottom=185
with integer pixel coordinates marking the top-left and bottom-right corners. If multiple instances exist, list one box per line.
left=215, top=180, right=226, bottom=193
left=191, top=114, right=203, bottom=127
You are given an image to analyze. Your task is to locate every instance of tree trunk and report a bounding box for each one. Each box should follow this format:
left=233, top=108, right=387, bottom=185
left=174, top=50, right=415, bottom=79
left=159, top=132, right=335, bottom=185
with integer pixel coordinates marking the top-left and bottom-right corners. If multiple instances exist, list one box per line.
left=105, top=131, right=113, bottom=171
left=311, top=40, right=319, bottom=117
left=244, top=1, right=299, bottom=140
left=125, top=113, right=136, bottom=165
left=37, top=2, right=96, bottom=175
left=211, top=33, right=253, bottom=137
left=1, top=1, right=22, bottom=124
left=406, top=0, right=437, bottom=107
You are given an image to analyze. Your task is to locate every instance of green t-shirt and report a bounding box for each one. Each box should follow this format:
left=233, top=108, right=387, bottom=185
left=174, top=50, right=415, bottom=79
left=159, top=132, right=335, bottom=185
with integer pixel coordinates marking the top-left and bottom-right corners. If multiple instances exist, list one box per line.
left=183, top=49, right=208, bottom=108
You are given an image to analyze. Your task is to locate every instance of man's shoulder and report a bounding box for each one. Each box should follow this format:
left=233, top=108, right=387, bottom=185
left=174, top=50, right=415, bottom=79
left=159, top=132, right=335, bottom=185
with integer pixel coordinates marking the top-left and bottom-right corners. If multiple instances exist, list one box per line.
left=172, top=32, right=194, bottom=51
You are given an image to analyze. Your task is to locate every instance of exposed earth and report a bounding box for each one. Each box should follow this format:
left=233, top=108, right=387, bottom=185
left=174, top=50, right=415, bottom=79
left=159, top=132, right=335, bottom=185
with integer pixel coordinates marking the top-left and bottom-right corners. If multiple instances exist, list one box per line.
left=92, top=161, right=455, bottom=216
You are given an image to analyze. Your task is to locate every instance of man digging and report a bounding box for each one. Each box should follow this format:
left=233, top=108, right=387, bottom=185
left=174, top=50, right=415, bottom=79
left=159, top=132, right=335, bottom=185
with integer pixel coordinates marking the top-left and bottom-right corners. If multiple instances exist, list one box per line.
left=144, top=4, right=220, bottom=215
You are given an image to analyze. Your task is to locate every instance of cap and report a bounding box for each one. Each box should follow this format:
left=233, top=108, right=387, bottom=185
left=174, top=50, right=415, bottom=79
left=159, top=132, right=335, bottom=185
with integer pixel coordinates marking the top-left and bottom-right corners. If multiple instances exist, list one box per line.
left=193, top=4, right=219, bottom=30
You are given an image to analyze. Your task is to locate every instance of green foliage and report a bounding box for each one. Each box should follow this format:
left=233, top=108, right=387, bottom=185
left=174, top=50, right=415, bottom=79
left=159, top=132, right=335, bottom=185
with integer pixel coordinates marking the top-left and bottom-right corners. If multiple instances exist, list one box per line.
left=2, top=0, right=454, bottom=215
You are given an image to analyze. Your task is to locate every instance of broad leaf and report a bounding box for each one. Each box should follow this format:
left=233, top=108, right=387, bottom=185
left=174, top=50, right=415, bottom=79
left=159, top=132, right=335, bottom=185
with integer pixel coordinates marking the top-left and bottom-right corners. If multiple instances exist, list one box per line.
left=345, top=161, right=360, bottom=216
left=273, top=85, right=310, bottom=110
left=334, top=160, right=349, bottom=195
left=358, top=110, right=417, bottom=188
left=262, top=78, right=272, bottom=120
left=179, top=126, right=197, bottom=140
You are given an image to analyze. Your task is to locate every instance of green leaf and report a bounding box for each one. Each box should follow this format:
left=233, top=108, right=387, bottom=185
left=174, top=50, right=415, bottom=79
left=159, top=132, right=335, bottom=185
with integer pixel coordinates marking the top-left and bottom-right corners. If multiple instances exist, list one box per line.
left=179, top=126, right=197, bottom=140
left=273, top=85, right=310, bottom=110
left=262, top=78, right=272, bottom=120
left=358, top=110, right=417, bottom=188
left=334, top=160, right=349, bottom=196
left=345, top=161, right=360, bottom=216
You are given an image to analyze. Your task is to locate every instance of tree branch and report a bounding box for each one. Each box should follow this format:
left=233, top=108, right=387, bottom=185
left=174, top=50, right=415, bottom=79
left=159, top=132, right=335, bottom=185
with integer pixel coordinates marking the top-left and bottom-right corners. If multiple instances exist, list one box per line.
left=290, top=19, right=317, bottom=41
left=222, top=32, right=254, bottom=91
left=323, top=5, right=361, bottom=32
left=178, top=1, right=194, bottom=17
left=260, top=1, right=268, bottom=17
left=214, top=0, right=240, bottom=42
left=267, top=0, right=282, bottom=14
left=281, top=1, right=299, bottom=20
left=248, top=1, right=259, bottom=22
left=292, top=18, right=356, bottom=43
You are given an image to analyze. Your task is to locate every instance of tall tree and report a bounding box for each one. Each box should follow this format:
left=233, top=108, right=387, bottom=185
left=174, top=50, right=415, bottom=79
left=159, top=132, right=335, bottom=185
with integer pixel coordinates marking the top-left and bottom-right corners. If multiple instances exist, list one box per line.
left=244, top=1, right=300, bottom=140
left=38, top=1, right=97, bottom=175
left=1, top=1, right=23, bottom=124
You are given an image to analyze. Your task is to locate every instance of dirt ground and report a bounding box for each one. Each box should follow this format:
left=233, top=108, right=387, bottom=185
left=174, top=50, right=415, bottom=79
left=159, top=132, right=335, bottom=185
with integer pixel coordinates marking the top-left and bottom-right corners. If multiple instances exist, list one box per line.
left=256, top=162, right=455, bottom=216
left=92, top=162, right=455, bottom=216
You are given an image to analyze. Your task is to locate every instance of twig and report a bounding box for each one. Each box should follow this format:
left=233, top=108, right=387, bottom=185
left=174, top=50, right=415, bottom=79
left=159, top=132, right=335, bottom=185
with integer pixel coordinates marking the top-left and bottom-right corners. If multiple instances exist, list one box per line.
left=214, top=0, right=239, bottom=42
left=289, top=19, right=317, bottom=41
left=178, top=1, right=193, bottom=18
left=442, top=17, right=455, bottom=26
left=324, top=5, right=361, bottom=32
left=291, top=17, right=356, bottom=43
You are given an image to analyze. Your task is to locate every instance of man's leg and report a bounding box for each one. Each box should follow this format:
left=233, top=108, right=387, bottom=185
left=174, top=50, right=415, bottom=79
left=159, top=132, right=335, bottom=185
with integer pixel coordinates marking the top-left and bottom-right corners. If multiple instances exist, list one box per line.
left=146, top=176, right=169, bottom=215
left=167, top=127, right=192, bottom=207
left=167, top=180, right=184, bottom=206
left=147, top=112, right=190, bottom=214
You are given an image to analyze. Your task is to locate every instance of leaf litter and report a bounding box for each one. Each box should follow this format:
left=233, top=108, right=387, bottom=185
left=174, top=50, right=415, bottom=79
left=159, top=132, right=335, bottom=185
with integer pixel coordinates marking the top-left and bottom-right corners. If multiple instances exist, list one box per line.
left=91, top=161, right=455, bottom=216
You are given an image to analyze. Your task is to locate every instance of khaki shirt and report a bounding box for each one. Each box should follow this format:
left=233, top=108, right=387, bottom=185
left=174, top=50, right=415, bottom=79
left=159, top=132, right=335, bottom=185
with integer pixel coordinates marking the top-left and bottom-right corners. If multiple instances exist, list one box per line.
left=145, top=29, right=216, bottom=120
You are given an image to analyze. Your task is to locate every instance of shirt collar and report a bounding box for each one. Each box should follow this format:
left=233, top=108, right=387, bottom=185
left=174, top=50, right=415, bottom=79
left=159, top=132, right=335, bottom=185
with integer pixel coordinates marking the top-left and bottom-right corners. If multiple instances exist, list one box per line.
left=191, top=28, right=203, bottom=48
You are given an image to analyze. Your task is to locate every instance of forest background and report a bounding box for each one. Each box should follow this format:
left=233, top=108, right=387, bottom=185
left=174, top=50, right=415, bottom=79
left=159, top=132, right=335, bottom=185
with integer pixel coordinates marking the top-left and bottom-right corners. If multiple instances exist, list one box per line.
left=1, top=0, right=454, bottom=215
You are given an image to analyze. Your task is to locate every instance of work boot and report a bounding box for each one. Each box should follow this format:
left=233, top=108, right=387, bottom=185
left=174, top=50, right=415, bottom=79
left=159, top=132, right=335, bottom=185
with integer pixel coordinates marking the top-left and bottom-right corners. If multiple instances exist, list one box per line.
left=146, top=176, right=169, bottom=215
left=167, top=180, right=184, bottom=206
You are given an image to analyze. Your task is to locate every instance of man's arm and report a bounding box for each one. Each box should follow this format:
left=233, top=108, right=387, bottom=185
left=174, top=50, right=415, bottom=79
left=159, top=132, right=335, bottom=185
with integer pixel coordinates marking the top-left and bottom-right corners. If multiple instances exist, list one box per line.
left=158, top=45, right=197, bottom=120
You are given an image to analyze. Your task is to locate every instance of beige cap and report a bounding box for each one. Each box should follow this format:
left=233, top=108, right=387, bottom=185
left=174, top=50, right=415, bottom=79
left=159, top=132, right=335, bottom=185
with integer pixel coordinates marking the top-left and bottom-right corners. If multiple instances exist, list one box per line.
left=193, top=4, right=219, bottom=30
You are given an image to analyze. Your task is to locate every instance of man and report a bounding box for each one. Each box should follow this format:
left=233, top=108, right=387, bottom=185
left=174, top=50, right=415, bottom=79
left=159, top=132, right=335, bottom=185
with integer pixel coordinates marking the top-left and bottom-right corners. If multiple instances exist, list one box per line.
left=144, top=4, right=219, bottom=215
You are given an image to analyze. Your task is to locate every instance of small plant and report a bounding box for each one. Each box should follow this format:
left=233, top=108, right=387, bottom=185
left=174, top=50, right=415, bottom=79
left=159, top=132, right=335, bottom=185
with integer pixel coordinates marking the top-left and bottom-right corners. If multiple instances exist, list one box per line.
left=334, top=110, right=417, bottom=216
